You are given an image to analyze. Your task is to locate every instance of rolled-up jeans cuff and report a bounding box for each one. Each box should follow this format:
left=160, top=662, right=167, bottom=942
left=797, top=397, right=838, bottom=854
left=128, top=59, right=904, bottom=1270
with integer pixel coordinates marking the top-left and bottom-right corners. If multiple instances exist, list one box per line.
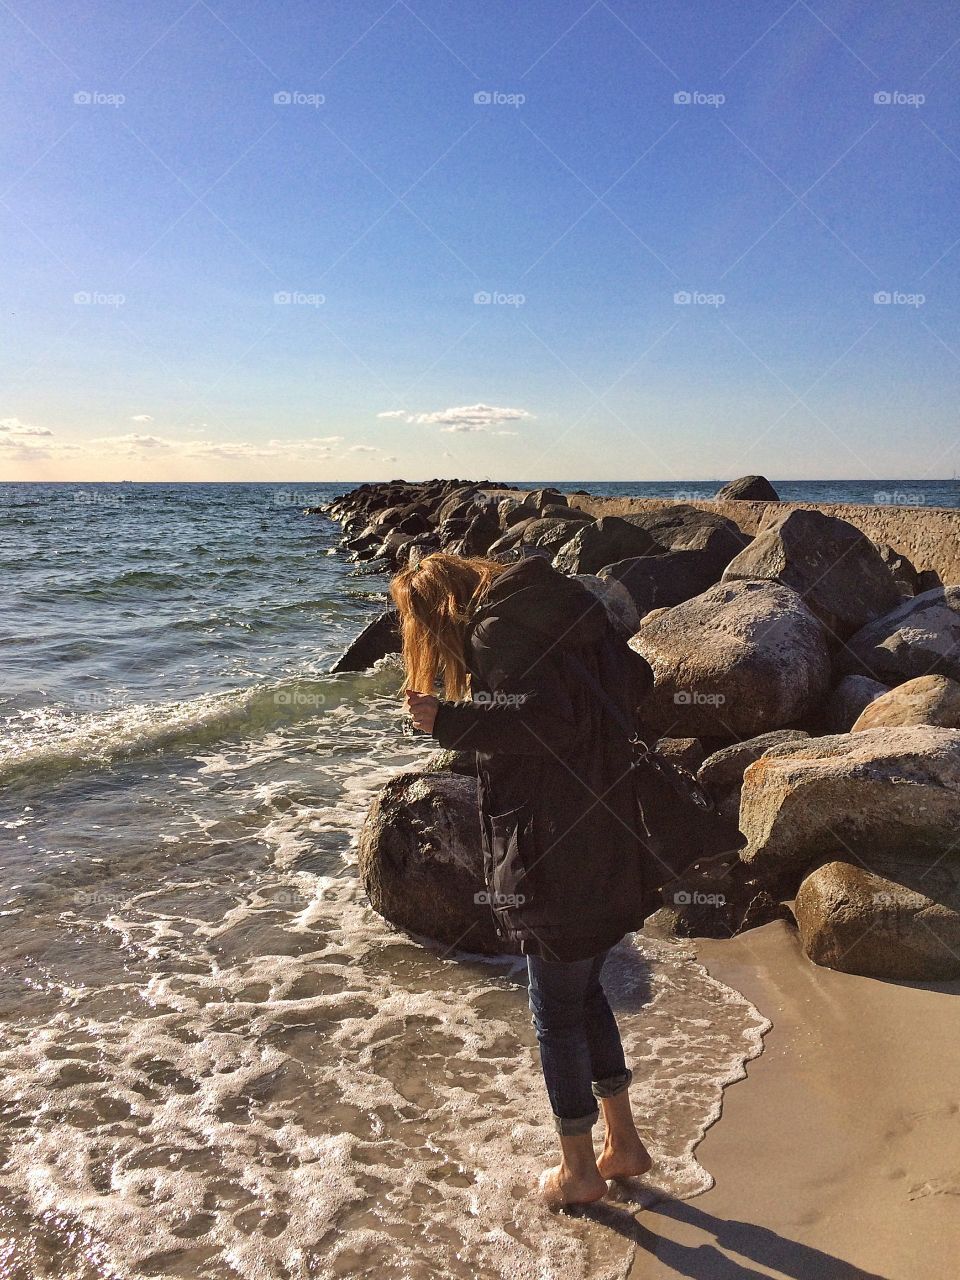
left=553, top=1106, right=599, bottom=1136
left=592, top=1067, right=633, bottom=1099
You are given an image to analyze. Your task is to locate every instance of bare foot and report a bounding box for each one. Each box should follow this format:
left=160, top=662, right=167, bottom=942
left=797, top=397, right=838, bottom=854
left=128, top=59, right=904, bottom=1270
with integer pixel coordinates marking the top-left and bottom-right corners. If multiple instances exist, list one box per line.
left=537, top=1164, right=608, bottom=1207
left=597, top=1139, right=652, bottom=1181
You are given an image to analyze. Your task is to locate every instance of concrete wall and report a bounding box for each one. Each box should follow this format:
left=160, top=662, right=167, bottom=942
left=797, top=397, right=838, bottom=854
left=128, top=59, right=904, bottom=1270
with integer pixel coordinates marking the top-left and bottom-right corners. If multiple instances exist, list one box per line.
left=559, top=496, right=960, bottom=585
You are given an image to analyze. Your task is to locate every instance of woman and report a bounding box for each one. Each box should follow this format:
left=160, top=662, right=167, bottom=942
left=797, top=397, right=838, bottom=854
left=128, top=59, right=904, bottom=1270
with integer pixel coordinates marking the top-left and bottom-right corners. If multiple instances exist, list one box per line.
left=390, top=548, right=655, bottom=1206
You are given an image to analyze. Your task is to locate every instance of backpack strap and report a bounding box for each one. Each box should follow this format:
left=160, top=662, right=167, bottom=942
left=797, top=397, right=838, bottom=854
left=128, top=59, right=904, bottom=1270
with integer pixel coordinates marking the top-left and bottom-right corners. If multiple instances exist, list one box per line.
left=566, top=652, right=643, bottom=743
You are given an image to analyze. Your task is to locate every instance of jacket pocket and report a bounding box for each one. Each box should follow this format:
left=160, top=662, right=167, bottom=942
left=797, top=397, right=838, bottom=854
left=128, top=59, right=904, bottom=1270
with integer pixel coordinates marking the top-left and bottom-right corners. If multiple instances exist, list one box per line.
left=486, top=804, right=534, bottom=909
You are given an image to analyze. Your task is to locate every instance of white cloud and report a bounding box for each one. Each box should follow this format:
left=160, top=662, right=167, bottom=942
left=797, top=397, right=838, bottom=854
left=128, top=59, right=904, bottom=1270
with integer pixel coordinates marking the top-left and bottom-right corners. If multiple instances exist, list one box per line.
left=91, top=433, right=174, bottom=453
left=130, top=414, right=154, bottom=423
left=0, top=417, right=53, bottom=438
left=376, top=403, right=533, bottom=432
left=348, top=444, right=378, bottom=453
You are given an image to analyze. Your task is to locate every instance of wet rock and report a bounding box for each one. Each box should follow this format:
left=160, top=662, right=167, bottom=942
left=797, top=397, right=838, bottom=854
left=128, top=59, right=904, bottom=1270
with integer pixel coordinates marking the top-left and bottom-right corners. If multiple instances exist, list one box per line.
left=795, top=858, right=960, bottom=980
left=629, top=579, right=830, bottom=738
left=715, top=475, right=779, bottom=501
left=555, top=506, right=746, bottom=580
left=851, top=674, right=960, bottom=732
left=841, top=587, right=960, bottom=685
left=649, top=850, right=792, bottom=939
left=573, top=574, right=640, bottom=636
left=358, top=770, right=508, bottom=955
left=422, top=749, right=477, bottom=776
left=330, top=610, right=401, bottom=673
left=654, top=737, right=707, bottom=772
left=817, top=674, right=889, bottom=734
left=739, top=726, right=960, bottom=893
left=721, top=508, right=902, bottom=640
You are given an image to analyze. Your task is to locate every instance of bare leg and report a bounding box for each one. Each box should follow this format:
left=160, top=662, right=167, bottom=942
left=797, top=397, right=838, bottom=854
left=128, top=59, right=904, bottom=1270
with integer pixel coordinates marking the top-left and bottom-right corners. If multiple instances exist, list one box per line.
left=538, top=1132, right=608, bottom=1207
left=596, top=1089, right=652, bottom=1180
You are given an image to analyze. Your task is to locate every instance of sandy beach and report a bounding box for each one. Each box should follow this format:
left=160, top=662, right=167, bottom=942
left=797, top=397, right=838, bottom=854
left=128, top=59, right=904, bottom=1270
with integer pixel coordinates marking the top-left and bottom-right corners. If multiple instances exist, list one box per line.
left=625, top=919, right=960, bottom=1280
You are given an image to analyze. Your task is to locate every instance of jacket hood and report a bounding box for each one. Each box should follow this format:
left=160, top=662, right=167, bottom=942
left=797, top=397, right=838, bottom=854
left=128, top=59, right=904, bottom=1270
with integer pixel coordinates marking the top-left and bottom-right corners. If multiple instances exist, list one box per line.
left=472, top=554, right=608, bottom=651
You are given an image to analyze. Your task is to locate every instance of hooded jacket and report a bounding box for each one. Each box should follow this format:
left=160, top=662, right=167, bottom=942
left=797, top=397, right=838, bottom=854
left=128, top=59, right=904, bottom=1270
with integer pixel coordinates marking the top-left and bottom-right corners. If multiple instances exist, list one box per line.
left=431, top=555, right=654, bottom=960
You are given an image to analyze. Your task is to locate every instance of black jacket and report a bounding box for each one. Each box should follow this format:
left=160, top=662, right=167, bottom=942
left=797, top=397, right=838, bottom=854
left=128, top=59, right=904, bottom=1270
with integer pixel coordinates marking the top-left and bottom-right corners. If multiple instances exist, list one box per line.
left=432, top=556, right=654, bottom=960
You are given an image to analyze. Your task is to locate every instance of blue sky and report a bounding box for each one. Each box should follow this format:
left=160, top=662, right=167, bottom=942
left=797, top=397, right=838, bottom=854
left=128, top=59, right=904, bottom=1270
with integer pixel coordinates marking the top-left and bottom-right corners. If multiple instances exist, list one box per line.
left=2, top=0, right=959, bottom=481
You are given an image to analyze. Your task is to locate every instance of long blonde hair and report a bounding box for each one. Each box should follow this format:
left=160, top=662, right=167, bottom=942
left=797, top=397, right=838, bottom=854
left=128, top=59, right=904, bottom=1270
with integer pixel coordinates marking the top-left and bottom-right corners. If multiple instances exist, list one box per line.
left=390, top=552, right=507, bottom=698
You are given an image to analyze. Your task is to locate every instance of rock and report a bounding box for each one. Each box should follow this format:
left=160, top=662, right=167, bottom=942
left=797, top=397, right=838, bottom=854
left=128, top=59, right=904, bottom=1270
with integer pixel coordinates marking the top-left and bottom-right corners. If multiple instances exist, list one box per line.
left=520, top=516, right=591, bottom=554
left=330, top=610, right=401, bottom=673
left=554, top=505, right=746, bottom=580
left=539, top=504, right=591, bottom=523
left=524, top=487, right=566, bottom=512
left=817, top=674, right=889, bottom=734
left=715, top=475, right=779, bottom=501
left=422, top=749, right=477, bottom=776
left=650, top=850, right=793, bottom=939
left=739, top=726, right=960, bottom=892
left=851, top=675, right=960, bottom=732
left=841, top=587, right=960, bottom=686
left=573, top=574, right=641, bottom=636
left=721, top=508, right=903, bottom=640
left=873, top=541, right=919, bottom=598
left=358, top=771, right=508, bottom=955
left=629, top=579, right=830, bottom=737
left=698, top=730, right=810, bottom=801
left=498, top=498, right=528, bottom=528
left=654, top=737, right=707, bottom=771
left=597, top=559, right=659, bottom=619
left=795, top=858, right=960, bottom=980
left=435, top=486, right=480, bottom=524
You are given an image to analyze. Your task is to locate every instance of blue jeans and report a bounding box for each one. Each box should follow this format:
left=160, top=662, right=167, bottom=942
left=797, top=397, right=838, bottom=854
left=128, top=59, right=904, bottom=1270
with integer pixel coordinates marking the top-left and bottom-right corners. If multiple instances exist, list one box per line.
left=527, top=950, right=633, bottom=1135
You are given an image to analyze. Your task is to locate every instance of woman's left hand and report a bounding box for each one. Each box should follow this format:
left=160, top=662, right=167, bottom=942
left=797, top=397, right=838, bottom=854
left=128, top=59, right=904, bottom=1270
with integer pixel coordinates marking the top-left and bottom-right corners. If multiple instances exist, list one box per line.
left=405, top=690, right=440, bottom=734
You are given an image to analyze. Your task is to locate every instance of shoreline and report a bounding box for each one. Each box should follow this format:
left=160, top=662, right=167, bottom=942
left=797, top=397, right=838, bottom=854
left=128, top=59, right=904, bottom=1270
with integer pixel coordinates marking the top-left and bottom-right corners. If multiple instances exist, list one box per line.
left=625, top=919, right=960, bottom=1280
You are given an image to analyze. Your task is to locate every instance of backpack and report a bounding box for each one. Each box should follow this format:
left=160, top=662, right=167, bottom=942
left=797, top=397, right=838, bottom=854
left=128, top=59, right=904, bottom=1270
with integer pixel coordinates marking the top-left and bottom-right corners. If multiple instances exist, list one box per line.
left=567, top=648, right=746, bottom=906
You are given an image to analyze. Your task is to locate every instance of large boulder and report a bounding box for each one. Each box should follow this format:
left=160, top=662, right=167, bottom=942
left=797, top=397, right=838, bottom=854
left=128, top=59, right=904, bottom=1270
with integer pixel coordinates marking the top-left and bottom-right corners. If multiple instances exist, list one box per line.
left=330, top=610, right=401, bottom=672
left=739, top=726, right=960, bottom=892
left=698, top=729, right=809, bottom=822
left=574, top=573, right=640, bottom=636
left=817, top=674, right=889, bottom=734
left=721, top=508, right=902, bottom=640
left=851, top=674, right=960, bottom=731
left=358, top=771, right=508, bottom=955
left=599, top=540, right=741, bottom=611
left=629, top=579, right=830, bottom=737
left=841, top=587, right=960, bottom=686
left=554, top=506, right=746, bottom=579
left=795, top=859, right=960, bottom=980
left=715, top=475, right=779, bottom=501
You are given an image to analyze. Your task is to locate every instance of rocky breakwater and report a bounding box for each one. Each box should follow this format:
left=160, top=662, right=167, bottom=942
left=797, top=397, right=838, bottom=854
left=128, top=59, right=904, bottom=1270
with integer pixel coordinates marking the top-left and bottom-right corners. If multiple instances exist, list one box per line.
left=322, top=477, right=960, bottom=981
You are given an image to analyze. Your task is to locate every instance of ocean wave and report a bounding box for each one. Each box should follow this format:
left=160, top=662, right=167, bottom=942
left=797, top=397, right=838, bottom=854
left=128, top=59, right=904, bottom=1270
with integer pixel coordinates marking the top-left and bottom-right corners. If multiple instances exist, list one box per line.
left=0, top=663, right=404, bottom=787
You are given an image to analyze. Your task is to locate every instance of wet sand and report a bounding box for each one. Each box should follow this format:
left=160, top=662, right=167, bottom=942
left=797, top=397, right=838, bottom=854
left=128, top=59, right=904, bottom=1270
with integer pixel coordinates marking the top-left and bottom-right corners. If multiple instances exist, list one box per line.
left=625, top=919, right=960, bottom=1280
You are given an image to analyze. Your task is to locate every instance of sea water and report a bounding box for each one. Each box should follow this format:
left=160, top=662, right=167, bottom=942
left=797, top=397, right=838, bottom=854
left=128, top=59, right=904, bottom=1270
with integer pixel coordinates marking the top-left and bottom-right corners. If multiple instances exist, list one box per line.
left=5, top=476, right=927, bottom=1277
